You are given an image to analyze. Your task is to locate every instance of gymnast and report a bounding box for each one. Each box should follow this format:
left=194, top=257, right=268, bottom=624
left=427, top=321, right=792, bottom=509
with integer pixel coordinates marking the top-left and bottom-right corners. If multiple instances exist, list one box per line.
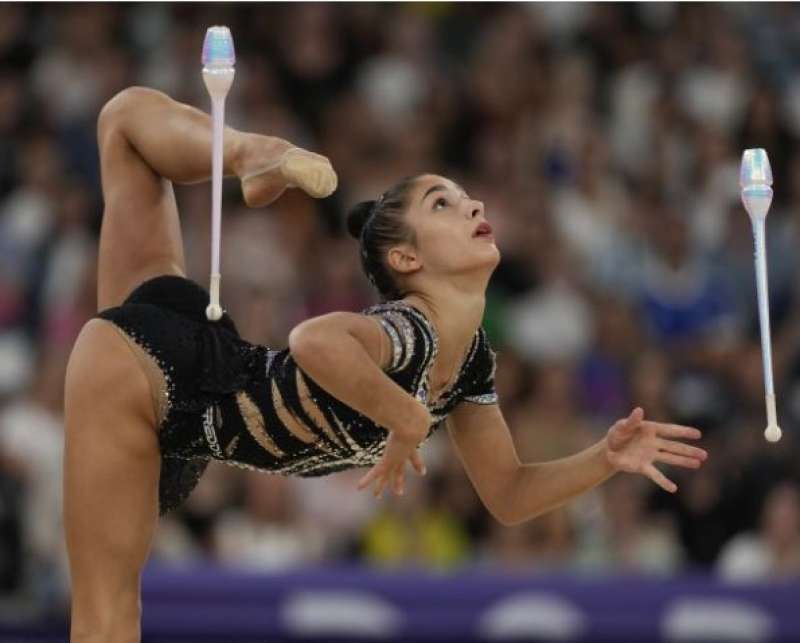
left=63, top=86, right=707, bottom=641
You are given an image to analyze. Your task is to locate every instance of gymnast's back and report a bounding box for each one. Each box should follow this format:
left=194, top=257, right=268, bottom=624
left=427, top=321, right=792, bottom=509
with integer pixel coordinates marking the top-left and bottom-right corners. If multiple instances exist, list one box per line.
left=97, top=274, right=498, bottom=513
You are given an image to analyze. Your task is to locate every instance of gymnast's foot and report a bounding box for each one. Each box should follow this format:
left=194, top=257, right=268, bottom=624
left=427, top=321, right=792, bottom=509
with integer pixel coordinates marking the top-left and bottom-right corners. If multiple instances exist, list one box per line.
left=238, top=135, right=338, bottom=207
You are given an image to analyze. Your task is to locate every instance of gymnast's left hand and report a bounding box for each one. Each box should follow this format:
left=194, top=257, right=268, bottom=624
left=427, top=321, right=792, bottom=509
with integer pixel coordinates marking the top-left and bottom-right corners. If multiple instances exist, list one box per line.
left=357, top=431, right=427, bottom=498
left=605, top=407, right=707, bottom=493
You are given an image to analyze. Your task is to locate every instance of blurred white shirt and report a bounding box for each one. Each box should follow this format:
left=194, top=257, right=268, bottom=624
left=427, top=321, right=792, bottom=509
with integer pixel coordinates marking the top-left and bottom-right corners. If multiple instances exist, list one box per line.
left=213, top=510, right=324, bottom=570
left=0, top=400, right=66, bottom=577
left=506, top=279, right=593, bottom=362
left=716, top=534, right=772, bottom=581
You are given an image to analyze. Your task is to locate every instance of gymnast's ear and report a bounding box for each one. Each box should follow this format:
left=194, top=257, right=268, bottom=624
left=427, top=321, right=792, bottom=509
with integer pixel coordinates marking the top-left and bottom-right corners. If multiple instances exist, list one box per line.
left=387, top=243, right=421, bottom=276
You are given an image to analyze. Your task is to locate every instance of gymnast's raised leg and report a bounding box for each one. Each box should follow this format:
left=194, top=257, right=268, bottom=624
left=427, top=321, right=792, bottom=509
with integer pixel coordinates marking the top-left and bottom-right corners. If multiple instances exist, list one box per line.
left=63, top=86, right=334, bottom=642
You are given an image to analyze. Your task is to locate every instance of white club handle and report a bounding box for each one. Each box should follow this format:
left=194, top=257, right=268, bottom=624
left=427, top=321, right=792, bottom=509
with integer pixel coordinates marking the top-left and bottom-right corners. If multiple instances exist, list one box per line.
left=206, top=273, right=223, bottom=321
left=765, top=394, right=781, bottom=443
left=202, top=26, right=235, bottom=322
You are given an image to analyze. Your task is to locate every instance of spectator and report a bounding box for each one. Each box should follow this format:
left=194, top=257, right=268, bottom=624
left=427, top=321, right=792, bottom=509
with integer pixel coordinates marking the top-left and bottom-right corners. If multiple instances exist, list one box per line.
left=0, top=345, right=70, bottom=601
left=717, top=482, right=800, bottom=581
left=574, top=476, right=684, bottom=575
left=213, top=473, right=325, bottom=570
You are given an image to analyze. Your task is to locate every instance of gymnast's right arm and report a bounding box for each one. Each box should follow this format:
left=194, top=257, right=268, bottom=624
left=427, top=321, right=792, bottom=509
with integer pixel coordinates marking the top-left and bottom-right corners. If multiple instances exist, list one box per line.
left=288, top=312, right=431, bottom=442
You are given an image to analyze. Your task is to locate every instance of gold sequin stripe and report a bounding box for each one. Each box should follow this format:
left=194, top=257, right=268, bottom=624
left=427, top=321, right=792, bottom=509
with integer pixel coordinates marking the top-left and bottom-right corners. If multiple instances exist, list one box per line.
left=295, top=370, right=346, bottom=449
left=484, top=330, right=499, bottom=383
left=162, top=424, right=392, bottom=477
left=236, top=391, right=285, bottom=458
left=385, top=310, right=417, bottom=372
left=415, top=316, right=436, bottom=403
left=225, top=434, right=240, bottom=457
left=329, top=411, right=386, bottom=462
left=365, top=303, right=422, bottom=372
left=271, top=379, right=334, bottom=455
left=463, top=332, right=480, bottom=370
left=375, top=303, right=438, bottom=404
left=462, top=392, right=498, bottom=404
left=202, top=432, right=386, bottom=477
left=376, top=317, right=403, bottom=371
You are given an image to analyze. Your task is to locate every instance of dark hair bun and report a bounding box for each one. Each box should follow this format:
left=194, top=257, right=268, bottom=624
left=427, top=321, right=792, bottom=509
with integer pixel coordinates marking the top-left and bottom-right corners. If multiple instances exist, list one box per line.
left=346, top=200, right=375, bottom=239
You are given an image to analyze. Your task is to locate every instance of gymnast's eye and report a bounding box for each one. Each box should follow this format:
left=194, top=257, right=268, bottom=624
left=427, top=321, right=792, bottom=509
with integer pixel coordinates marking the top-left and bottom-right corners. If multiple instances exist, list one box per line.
left=433, top=197, right=449, bottom=210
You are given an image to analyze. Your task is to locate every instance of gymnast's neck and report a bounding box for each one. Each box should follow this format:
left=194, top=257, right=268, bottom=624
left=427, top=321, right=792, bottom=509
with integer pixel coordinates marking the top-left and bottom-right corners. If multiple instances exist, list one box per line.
left=403, top=276, right=487, bottom=364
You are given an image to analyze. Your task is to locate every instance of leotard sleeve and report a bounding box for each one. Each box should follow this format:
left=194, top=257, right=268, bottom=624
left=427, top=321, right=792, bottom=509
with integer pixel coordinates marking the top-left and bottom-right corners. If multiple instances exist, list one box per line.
left=364, top=303, right=437, bottom=394
left=458, top=327, right=498, bottom=405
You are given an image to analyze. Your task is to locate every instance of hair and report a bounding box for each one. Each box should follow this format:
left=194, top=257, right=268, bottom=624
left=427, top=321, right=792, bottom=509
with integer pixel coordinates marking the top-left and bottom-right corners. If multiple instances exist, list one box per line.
left=346, top=176, right=420, bottom=301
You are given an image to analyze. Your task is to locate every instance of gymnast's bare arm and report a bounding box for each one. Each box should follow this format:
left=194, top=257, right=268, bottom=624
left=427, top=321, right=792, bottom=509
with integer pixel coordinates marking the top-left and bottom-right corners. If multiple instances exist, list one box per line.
left=290, top=313, right=431, bottom=486
left=448, top=403, right=707, bottom=526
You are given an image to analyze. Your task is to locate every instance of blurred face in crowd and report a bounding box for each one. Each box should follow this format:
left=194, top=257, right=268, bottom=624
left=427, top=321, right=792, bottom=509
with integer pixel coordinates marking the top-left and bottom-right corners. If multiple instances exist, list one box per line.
left=387, top=174, right=500, bottom=294
left=762, top=483, right=800, bottom=550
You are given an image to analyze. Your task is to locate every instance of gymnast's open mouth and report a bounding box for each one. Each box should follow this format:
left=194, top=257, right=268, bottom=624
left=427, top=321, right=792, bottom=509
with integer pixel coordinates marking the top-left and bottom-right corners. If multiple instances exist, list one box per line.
left=473, top=221, right=494, bottom=240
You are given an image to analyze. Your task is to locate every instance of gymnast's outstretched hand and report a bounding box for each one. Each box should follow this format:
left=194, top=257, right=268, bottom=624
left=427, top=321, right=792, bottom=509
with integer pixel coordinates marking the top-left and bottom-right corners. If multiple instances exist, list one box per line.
left=357, top=432, right=426, bottom=498
left=606, top=407, right=707, bottom=493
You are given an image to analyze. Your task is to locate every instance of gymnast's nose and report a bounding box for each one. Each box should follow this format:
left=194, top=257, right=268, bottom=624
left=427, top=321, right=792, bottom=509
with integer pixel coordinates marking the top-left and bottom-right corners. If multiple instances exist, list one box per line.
left=468, top=200, right=484, bottom=219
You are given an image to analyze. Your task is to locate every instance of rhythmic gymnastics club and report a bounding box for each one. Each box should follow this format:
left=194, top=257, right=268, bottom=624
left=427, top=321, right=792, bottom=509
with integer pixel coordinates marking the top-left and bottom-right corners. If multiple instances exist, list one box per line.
left=202, top=26, right=235, bottom=321
left=741, top=148, right=781, bottom=443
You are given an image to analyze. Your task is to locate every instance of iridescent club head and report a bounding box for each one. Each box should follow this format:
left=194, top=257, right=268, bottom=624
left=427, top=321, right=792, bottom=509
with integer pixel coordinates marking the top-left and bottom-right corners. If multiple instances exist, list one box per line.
left=202, top=26, right=235, bottom=68
left=740, top=148, right=773, bottom=188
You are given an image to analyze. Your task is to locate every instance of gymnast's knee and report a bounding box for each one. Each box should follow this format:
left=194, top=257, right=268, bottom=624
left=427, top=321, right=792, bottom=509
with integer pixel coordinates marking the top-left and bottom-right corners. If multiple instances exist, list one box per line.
left=97, top=86, right=162, bottom=143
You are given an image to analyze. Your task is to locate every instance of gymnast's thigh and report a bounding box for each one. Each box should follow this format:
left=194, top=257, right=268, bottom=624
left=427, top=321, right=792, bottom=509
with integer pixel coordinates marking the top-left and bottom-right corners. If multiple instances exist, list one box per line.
left=64, top=319, right=160, bottom=484
left=64, top=319, right=161, bottom=634
left=96, top=92, right=186, bottom=312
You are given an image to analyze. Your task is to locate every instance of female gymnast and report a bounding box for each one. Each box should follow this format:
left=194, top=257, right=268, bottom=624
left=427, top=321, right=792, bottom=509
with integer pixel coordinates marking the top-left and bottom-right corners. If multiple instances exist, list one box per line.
left=64, top=86, right=707, bottom=641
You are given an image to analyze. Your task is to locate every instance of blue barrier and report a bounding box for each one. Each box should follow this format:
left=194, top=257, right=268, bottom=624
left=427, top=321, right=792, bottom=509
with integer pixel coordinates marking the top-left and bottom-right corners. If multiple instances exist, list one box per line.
left=2, top=566, right=799, bottom=642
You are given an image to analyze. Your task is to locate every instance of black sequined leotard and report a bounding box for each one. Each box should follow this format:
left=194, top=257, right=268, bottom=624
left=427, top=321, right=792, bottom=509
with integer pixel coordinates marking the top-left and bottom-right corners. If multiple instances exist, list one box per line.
left=97, top=275, right=498, bottom=514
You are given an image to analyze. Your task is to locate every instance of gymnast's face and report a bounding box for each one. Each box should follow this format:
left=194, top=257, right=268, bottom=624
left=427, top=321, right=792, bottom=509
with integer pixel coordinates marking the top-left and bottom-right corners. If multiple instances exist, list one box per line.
left=387, top=174, right=500, bottom=289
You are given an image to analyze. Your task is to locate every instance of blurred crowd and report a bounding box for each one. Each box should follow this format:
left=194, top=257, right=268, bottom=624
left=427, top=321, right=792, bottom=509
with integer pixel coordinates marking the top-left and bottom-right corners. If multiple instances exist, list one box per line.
left=3, top=2, right=800, bottom=615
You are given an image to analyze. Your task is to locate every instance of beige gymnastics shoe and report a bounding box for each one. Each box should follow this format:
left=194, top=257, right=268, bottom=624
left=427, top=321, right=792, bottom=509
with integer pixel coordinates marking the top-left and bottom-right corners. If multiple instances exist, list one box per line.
left=241, top=146, right=338, bottom=208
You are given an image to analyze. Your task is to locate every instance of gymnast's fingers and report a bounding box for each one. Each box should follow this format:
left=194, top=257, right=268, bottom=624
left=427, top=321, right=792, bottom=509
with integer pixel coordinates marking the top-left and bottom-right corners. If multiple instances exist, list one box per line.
left=392, top=466, right=405, bottom=496
left=615, top=407, right=644, bottom=431
left=623, top=407, right=644, bottom=428
left=409, top=451, right=426, bottom=476
left=609, top=407, right=644, bottom=441
left=374, top=472, right=390, bottom=499
left=649, top=422, right=702, bottom=440
left=358, top=463, right=383, bottom=490
left=656, top=451, right=702, bottom=469
left=657, top=439, right=707, bottom=461
left=644, top=463, right=678, bottom=493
